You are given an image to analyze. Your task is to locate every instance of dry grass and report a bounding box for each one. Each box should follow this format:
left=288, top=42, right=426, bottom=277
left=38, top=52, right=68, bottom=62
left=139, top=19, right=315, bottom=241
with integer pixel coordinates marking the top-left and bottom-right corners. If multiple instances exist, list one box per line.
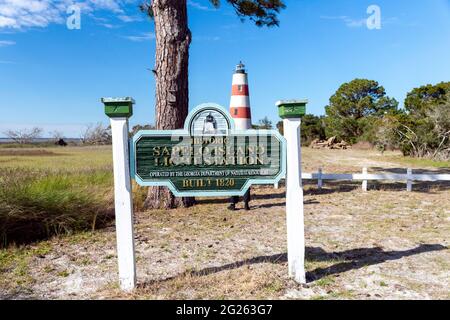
left=0, top=146, right=112, bottom=171
left=0, top=149, right=62, bottom=157
left=0, top=146, right=114, bottom=246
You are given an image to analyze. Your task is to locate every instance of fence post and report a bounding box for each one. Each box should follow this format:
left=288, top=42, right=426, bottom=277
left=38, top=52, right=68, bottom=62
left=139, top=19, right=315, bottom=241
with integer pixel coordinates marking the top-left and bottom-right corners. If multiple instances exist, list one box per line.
left=407, top=168, right=413, bottom=192
left=318, top=167, right=323, bottom=190
left=102, top=97, right=136, bottom=292
left=277, top=99, right=307, bottom=285
left=362, top=167, right=368, bottom=192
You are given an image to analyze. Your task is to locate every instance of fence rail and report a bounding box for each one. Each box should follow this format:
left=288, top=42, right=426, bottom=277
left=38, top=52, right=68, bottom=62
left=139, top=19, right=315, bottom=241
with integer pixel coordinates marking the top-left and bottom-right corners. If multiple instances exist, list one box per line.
left=274, top=168, right=450, bottom=192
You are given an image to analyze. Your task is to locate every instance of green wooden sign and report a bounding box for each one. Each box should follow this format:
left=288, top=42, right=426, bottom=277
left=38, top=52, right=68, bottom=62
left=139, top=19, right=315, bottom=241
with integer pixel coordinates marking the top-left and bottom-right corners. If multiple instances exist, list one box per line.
left=130, top=104, right=286, bottom=197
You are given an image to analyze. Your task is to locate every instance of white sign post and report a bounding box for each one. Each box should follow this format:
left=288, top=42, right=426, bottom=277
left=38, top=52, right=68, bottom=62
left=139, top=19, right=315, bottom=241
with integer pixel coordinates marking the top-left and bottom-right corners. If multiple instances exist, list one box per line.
left=277, top=100, right=307, bottom=284
left=102, top=97, right=136, bottom=291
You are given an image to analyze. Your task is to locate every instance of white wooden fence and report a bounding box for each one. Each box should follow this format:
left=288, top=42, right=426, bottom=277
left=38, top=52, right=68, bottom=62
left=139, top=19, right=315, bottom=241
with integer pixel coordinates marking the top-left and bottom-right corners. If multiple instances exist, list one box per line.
left=274, top=168, right=450, bottom=192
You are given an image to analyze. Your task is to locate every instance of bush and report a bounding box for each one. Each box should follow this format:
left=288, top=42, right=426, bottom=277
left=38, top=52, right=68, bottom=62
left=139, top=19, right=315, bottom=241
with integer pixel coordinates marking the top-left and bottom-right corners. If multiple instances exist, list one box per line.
left=324, top=79, right=399, bottom=144
left=276, top=115, right=326, bottom=146
left=80, top=123, right=112, bottom=145
left=375, top=84, right=450, bottom=160
left=2, top=127, right=43, bottom=144
left=301, top=114, right=326, bottom=146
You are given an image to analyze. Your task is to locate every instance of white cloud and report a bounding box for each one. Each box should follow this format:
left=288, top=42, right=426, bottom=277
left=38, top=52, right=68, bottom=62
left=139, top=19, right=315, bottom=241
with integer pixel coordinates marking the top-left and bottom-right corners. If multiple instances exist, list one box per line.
left=188, top=0, right=216, bottom=12
left=124, top=32, right=155, bottom=42
left=98, top=22, right=115, bottom=29
left=0, top=15, right=16, bottom=27
left=345, top=18, right=367, bottom=28
left=0, top=39, right=14, bottom=46
left=90, top=0, right=123, bottom=13
left=0, top=0, right=139, bottom=29
left=193, top=35, right=220, bottom=41
left=118, top=14, right=141, bottom=23
left=0, top=0, right=63, bottom=28
left=320, top=15, right=367, bottom=28
left=321, top=15, right=402, bottom=29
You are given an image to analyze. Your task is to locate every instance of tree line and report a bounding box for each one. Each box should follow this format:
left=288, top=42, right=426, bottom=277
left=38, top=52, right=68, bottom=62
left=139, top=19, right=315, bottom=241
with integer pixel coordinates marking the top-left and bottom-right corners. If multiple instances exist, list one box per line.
left=270, top=79, right=449, bottom=160
left=5, top=79, right=448, bottom=161
left=2, top=123, right=157, bottom=146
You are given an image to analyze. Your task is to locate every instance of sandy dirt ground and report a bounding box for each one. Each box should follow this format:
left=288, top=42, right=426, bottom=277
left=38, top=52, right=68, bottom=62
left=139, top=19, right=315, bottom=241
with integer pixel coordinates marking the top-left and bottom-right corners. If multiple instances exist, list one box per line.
left=1, top=148, right=449, bottom=300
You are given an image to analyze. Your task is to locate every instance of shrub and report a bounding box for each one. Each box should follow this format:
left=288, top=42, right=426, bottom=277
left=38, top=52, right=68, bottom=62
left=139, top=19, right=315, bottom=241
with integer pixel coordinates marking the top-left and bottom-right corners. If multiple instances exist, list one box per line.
left=324, top=79, right=399, bottom=144
left=375, top=84, right=450, bottom=160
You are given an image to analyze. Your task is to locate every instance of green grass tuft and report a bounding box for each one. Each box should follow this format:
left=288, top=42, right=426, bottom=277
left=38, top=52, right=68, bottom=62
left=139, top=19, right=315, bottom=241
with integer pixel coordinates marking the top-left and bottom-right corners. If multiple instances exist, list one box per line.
left=0, top=167, right=114, bottom=247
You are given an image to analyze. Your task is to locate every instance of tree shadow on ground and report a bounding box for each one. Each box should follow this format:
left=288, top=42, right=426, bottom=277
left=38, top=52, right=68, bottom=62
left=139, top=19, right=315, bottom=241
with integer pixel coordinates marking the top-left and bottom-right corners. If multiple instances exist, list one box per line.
left=138, top=244, right=446, bottom=288
left=255, top=198, right=319, bottom=209
left=368, top=167, right=450, bottom=192
left=195, top=189, right=319, bottom=209
left=304, top=244, right=447, bottom=281
left=367, top=181, right=449, bottom=193
left=304, top=181, right=360, bottom=195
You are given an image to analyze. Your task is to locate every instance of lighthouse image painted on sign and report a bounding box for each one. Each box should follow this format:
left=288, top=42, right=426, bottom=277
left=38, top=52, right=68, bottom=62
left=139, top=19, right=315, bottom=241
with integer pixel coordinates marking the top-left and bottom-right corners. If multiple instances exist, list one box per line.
left=230, top=62, right=252, bottom=130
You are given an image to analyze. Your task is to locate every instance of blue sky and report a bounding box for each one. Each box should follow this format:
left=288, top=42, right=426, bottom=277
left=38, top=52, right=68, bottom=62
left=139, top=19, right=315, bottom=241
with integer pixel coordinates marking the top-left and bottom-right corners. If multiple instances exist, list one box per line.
left=1, top=0, right=450, bottom=137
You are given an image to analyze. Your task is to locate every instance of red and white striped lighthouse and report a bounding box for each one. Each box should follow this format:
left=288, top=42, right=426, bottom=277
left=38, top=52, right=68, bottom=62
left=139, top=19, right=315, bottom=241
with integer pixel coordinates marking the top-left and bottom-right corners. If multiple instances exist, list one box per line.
left=230, top=62, right=252, bottom=130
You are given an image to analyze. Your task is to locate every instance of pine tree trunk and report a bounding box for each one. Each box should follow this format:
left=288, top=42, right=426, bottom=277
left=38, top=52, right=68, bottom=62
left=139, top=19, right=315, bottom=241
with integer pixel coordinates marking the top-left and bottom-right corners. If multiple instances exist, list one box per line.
left=144, top=0, right=195, bottom=209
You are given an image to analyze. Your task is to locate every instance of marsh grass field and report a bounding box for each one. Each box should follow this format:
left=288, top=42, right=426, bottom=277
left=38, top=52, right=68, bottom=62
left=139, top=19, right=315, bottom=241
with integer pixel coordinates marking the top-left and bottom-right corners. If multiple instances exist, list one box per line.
left=0, top=145, right=449, bottom=299
left=0, top=146, right=114, bottom=245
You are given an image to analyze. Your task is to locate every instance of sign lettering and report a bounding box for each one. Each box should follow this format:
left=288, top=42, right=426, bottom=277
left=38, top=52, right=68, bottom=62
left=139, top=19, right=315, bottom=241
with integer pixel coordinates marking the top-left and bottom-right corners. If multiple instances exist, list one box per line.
left=131, top=104, right=286, bottom=197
